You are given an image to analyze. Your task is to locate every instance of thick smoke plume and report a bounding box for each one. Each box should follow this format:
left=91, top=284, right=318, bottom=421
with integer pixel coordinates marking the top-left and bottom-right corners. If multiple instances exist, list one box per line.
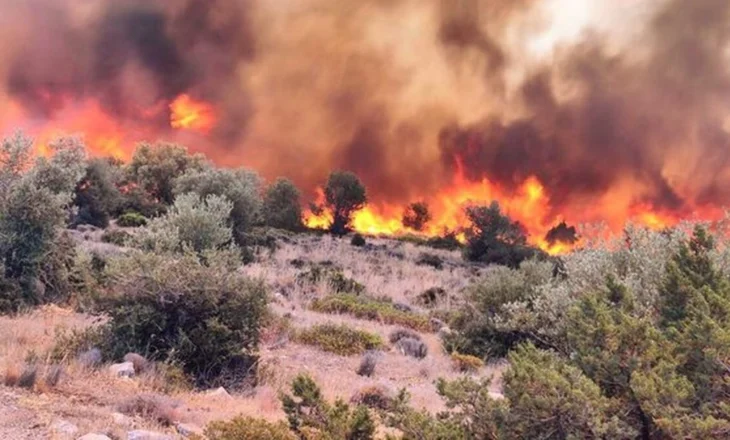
left=1, top=0, right=730, bottom=238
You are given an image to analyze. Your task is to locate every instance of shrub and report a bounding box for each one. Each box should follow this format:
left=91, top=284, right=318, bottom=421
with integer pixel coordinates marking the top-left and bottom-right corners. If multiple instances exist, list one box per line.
left=72, top=158, right=123, bottom=228
left=450, top=353, right=484, bottom=372
left=205, top=417, right=296, bottom=440
left=323, top=171, right=367, bottom=235
left=117, top=393, right=177, bottom=426
left=416, top=287, right=447, bottom=308
left=133, top=193, right=233, bottom=254
left=402, top=202, right=431, bottom=232
left=416, top=253, right=443, bottom=270
left=297, top=266, right=365, bottom=295
left=351, top=385, right=394, bottom=410
left=263, top=178, right=303, bottom=231
left=463, top=202, right=544, bottom=267
left=97, top=250, right=268, bottom=387
left=116, top=211, right=147, bottom=227
left=351, top=233, right=366, bottom=247
left=128, top=142, right=207, bottom=204
left=357, top=351, right=378, bottom=377
left=295, top=324, right=383, bottom=356
left=174, top=167, right=262, bottom=244
left=396, top=338, right=428, bottom=359
left=101, top=229, right=131, bottom=246
left=425, top=231, right=462, bottom=251
left=281, top=374, right=375, bottom=440
left=311, top=294, right=430, bottom=331
left=389, top=328, right=422, bottom=344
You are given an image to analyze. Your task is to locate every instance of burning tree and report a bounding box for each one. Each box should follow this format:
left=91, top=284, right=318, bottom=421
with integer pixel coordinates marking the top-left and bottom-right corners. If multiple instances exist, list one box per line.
left=402, top=202, right=432, bottom=232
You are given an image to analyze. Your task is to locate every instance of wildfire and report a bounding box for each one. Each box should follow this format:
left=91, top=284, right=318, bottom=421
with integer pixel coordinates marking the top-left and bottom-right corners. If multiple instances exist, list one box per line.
left=169, top=94, right=216, bottom=133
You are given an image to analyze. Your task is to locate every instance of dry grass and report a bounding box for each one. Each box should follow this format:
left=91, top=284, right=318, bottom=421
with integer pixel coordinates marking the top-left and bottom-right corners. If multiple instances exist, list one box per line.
left=0, top=234, right=505, bottom=435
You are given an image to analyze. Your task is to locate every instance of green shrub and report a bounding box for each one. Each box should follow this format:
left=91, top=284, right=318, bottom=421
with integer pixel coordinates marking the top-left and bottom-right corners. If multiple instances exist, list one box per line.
left=416, top=287, right=447, bottom=308
left=282, top=374, right=375, bottom=440
left=133, top=193, right=233, bottom=254
left=73, top=158, right=123, bottom=228
left=205, top=416, right=296, bottom=440
left=101, top=229, right=131, bottom=246
left=311, top=294, right=430, bottom=331
left=117, top=212, right=147, bottom=227
left=295, top=324, right=383, bottom=356
left=263, top=178, right=303, bottom=231
left=96, top=250, right=268, bottom=387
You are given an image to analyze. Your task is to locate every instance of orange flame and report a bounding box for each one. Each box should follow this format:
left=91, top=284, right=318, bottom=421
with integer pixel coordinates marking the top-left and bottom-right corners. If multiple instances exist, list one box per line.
left=170, top=94, right=216, bottom=133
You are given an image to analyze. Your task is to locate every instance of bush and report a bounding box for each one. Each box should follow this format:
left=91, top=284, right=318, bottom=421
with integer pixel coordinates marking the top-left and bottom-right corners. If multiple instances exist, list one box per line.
left=117, top=393, right=177, bottom=426
left=116, top=211, right=147, bottom=227
left=205, top=417, right=296, bottom=440
left=297, top=266, right=365, bottom=295
left=395, top=338, right=428, bottom=359
left=133, top=193, right=233, bottom=254
left=463, top=202, right=544, bottom=267
left=311, top=294, right=430, bottom=331
left=101, top=229, right=131, bottom=246
left=425, top=231, right=462, bottom=251
left=351, top=385, right=394, bottom=410
left=357, top=351, right=378, bottom=377
left=281, top=374, right=375, bottom=440
left=73, top=158, right=123, bottom=228
left=402, top=202, right=432, bottom=232
left=416, top=287, right=447, bottom=308
left=263, top=178, right=303, bottom=231
left=450, top=353, right=484, bottom=372
left=96, top=250, right=268, bottom=387
left=389, top=328, right=422, bottom=344
left=295, top=324, right=383, bottom=356
left=416, top=253, right=443, bottom=270
left=174, top=167, right=262, bottom=244
left=351, top=233, right=366, bottom=247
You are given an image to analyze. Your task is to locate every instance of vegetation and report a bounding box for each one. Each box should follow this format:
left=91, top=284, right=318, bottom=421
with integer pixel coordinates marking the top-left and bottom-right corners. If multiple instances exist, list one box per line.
left=463, top=202, right=543, bottom=267
left=263, top=177, right=303, bottom=231
left=311, top=294, right=431, bottom=331
left=73, top=158, right=122, bottom=228
left=323, top=171, right=367, bottom=235
left=96, top=249, right=268, bottom=387
left=116, top=211, right=147, bottom=227
left=127, top=142, right=206, bottom=204
left=402, top=202, right=431, bottom=232
left=295, top=324, right=383, bottom=356
left=205, top=417, right=296, bottom=440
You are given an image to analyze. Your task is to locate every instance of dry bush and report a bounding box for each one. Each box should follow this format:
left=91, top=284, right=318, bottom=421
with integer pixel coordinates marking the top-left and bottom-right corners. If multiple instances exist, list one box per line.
left=117, top=393, right=178, bottom=426
left=416, top=287, right=448, bottom=308
left=356, top=351, right=379, bottom=377
left=416, top=253, right=444, bottom=270
left=205, top=416, right=295, bottom=440
left=3, top=365, right=20, bottom=387
left=350, top=385, right=394, bottom=410
left=395, top=338, right=428, bottom=359
left=43, top=364, right=63, bottom=388
left=389, top=328, right=422, bottom=344
left=451, top=353, right=484, bottom=373
left=295, top=324, right=383, bottom=356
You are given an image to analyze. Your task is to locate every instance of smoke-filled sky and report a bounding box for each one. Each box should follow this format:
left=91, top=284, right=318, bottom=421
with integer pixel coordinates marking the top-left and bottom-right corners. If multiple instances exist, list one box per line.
left=1, top=0, right=730, bottom=235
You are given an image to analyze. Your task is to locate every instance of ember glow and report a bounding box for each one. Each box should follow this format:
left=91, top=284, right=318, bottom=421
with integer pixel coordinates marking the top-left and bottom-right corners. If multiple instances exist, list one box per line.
left=2, top=0, right=730, bottom=253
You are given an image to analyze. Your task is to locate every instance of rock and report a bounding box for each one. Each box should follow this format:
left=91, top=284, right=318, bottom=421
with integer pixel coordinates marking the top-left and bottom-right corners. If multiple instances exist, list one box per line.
left=111, top=412, right=128, bottom=426
left=127, top=430, right=174, bottom=440
left=77, top=435, right=112, bottom=440
left=392, top=302, right=413, bottom=313
left=437, top=326, right=453, bottom=338
left=109, top=362, right=135, bottom=378
left=77, top=348, right=102, bottom=369
left=205, top=386, right=232, bottom=399
left=176, top=423, right=204, bottom=438
left=123, top=353, right=151, bottom=374
left=50, top=420, right=79, bottom=438
left=429, top=317, right=447, bottom=332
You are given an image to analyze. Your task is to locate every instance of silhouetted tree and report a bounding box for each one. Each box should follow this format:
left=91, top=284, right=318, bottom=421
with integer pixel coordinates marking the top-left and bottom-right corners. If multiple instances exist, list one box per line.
left=402, top=202, right=431, bottom=231
left=324, top=171, right=367, bottom=236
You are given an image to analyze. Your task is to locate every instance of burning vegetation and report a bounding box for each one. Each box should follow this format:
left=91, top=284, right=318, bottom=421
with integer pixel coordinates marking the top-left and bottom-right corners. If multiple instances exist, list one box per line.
left=1, top=0, right=730, bottom=251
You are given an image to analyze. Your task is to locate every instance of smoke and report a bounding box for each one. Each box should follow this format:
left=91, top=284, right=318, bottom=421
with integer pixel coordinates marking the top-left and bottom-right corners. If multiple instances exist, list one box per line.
left=1, top=0, right=730, bottom=229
